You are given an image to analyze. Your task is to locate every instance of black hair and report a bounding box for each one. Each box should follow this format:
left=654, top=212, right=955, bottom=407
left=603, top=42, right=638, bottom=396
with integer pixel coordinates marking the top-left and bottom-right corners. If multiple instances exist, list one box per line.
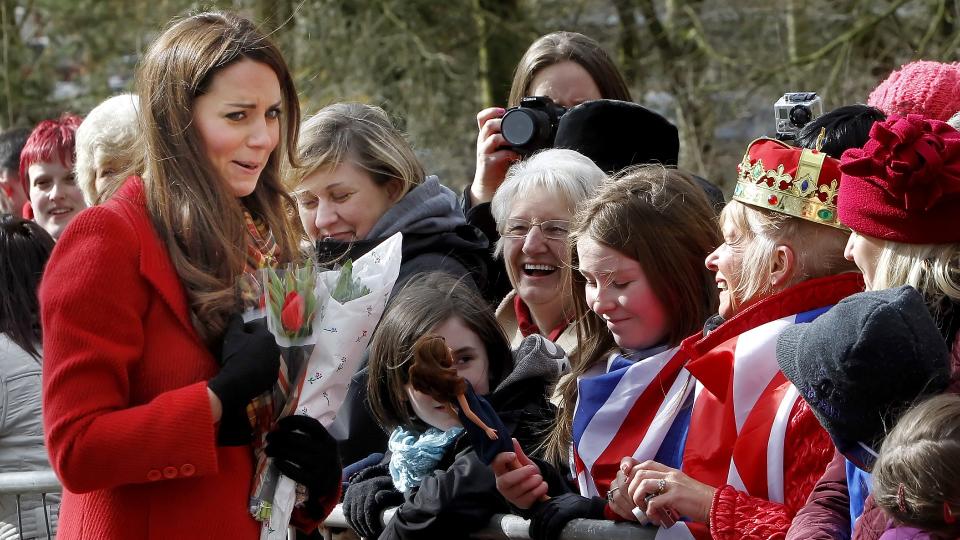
left=795, top=105, right=886, bottom=159
left=0, top=128, right=31, bottom=172
left=0, top=215, right=56, bottom=358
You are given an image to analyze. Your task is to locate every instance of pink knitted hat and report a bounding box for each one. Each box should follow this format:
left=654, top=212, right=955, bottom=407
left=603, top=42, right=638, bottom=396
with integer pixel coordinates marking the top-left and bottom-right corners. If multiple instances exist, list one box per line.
left=868, top=60, right=960, bottom=121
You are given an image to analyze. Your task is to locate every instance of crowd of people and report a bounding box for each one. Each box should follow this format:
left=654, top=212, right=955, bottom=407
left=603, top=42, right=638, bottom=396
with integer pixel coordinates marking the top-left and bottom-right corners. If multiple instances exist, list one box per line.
left=1, top=9, right=959, bottom=540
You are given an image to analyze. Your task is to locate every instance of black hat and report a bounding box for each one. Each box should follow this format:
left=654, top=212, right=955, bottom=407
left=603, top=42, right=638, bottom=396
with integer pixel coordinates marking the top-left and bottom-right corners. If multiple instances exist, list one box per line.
left=554, top=99, right=679, bottom=172
left=553, top=99, right=724, bottom=209
left=776, top=285, right=950, bottom=447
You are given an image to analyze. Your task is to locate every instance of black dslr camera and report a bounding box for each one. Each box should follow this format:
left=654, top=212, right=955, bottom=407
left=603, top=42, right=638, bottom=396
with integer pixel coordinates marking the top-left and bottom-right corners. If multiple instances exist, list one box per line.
left=500, top=96, right=568, bottom=154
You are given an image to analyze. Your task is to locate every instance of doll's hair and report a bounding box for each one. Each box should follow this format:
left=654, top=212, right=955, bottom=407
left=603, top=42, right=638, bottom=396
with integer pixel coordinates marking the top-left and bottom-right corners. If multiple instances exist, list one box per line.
left=872, top=393, right=960, bottom=539
left=0, top=215, right=55, bottom=359
left=407, top=335, right=466, bottom=403
left=543, top=165, right=721, bottom=466
left=718, top=200, right=856, bottom=316
left=367, top=273, right=512, bottom=431
left=135, top=11, right=302, bottom=346
left=508, top=31, right=632, bottom=107
left=290, top=102, right=424, bottom=200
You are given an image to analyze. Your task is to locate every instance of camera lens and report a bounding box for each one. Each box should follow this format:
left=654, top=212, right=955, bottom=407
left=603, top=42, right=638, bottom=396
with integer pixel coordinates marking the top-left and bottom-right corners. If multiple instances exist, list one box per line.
left=501, top=109, right=537, bottom=147
left=789, top=105, right=813, bottom=128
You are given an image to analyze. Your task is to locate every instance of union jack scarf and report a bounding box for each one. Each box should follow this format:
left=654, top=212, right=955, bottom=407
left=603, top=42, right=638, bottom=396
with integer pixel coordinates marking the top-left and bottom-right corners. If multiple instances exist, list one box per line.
left=572, top=273, right=863, bottom=539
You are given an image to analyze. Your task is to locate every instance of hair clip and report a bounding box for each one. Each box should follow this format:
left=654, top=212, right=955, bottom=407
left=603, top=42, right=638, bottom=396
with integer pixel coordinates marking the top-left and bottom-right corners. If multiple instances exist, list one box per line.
left=897, top=483, right=908, bottom=513
left=945, top=502, right=956, bottom=525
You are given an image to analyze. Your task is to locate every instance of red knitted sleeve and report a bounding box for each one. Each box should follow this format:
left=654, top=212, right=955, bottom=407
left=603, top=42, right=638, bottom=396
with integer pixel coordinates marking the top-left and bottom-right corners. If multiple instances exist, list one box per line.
left=708, top=399, right=835, bottom=539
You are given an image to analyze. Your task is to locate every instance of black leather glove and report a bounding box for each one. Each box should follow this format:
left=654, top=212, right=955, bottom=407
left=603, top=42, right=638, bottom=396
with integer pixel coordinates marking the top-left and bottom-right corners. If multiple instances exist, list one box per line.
left=529, top=493, right=606, bottom=540
left=208, top=315, right=281, bottom=414
left=265, top=415, right=342, bottom=520
left=342, top=467, right=404, bottom=539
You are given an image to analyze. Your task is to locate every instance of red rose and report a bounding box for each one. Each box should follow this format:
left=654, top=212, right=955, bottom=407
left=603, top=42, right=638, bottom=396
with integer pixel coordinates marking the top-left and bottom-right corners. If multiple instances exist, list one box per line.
left=280, top=290, right=305, bottom=332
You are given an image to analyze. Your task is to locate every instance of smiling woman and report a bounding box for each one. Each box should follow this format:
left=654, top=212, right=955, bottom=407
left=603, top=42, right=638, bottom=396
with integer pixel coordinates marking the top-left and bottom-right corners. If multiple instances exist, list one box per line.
left=19, top=114, right=85, bottom=240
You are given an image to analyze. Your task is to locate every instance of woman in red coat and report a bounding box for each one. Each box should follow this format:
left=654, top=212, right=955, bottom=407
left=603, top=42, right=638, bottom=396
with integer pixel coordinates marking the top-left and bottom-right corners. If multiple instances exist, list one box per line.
left=40, top=12, right=340, bottom=539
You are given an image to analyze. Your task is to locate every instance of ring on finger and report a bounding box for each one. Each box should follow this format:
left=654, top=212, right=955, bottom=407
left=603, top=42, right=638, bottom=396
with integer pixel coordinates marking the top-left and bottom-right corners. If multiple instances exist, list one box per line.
left=606, top=486, right=620, bottom=502
left=654, top=478, right=667, bottom=496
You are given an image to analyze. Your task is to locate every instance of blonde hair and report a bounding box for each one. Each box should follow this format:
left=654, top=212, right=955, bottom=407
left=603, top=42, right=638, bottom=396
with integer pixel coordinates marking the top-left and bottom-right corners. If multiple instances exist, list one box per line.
left=136, top=12, right=302, bottom=345
left=719, top=200, right=856, bottom=313
left=75, top=93, right=141, bottom=205
left=543, top=166, right=720, bottom=466
left=869, top=239, right=960, bottom=339
left=872, top=393, right=960, bottom=539
left=290, top=102, right=424, bottom=198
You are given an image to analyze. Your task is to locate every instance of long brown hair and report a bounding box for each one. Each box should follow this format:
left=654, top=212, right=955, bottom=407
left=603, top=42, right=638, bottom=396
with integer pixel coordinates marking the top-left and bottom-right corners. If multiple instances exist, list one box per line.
left=543, top=165, right=721, bottom=466
left=135, top=11, right=301, bottom=345
left=508, top=31, right=632, bottom=107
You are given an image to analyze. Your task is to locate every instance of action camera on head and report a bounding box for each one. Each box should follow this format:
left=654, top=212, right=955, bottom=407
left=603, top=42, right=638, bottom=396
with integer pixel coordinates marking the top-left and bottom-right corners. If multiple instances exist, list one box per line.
left=775, top=92, right=823, bottom=141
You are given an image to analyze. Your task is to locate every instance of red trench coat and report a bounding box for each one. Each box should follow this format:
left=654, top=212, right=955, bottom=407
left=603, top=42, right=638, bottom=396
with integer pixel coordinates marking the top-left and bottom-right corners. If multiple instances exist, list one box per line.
left=41, top=178, right=262, bottom=539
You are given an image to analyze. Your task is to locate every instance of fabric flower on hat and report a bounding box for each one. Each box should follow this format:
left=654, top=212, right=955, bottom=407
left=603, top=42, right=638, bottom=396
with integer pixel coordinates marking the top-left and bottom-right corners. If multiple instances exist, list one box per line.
left=842, top=114, right=960, bottom=211
left=839, top=114, right=960, bottom=244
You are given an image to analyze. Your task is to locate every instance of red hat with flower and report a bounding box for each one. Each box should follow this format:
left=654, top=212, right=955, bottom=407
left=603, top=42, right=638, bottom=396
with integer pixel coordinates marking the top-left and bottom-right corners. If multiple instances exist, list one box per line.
left=733, top=138, right=847, bottom=230
left=838, top=114, right=960, bottom=244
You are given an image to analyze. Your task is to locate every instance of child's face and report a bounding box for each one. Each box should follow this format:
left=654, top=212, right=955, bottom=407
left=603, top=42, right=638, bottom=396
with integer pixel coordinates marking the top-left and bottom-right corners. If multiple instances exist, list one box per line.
left=404, top=316, right=492, bottom=431
left=577, top=236, right=670, bottom=351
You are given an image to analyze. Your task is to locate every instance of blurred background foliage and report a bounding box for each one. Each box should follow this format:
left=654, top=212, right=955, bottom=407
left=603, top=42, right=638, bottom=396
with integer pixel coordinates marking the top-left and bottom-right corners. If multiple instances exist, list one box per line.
left=2, top=0, right=958, bottom=191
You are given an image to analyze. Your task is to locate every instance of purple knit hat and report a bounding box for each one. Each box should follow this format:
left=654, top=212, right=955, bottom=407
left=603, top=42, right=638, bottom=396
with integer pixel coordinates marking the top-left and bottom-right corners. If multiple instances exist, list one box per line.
left=868, top=60, right=960, bottom=122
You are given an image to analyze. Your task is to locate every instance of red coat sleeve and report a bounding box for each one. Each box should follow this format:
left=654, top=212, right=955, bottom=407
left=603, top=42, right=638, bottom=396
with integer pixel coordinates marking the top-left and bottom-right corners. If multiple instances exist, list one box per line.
left=786, top=449, right=851, bottom=540
left=41, top=205, right=220, bottom=494
left=709, top=399, right=835, bottom=539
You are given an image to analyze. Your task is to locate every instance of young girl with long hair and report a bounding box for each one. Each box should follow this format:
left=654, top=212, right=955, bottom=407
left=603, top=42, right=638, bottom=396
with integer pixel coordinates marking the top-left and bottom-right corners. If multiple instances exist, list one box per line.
left=493, top=166, right=720, bottom=539
left=40, top=12, right=339, bottom=538
left=341, top=272, right=563, bottom=540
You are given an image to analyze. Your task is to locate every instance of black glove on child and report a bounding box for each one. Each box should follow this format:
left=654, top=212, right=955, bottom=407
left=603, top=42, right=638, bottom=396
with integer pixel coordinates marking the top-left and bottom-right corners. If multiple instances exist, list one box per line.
left=529, top=493, right=607, bottom=540
left=209, top=315, right=281, bottom=409
left=265, top=415, right=343, bottom=520
left=342, top=465, right=404, bottom=539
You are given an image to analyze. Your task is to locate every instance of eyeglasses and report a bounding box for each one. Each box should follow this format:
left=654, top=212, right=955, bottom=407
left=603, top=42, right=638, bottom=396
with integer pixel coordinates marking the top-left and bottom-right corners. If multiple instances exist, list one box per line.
left=502, top=218, right=571, bottom=240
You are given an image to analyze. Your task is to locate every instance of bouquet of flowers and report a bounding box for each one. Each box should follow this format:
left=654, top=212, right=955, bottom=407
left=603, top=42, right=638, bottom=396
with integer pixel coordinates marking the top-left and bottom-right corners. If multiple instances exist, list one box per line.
left=251, top=233, right=403, bottom=539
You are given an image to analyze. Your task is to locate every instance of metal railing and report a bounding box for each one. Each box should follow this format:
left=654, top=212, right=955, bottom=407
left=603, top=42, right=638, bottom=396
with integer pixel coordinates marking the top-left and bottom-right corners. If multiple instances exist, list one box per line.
left=323, top=504, right=659, bottom=539
left=0, top=471, right=658, bottom=540
left=0, top=470, right=59, bottom=540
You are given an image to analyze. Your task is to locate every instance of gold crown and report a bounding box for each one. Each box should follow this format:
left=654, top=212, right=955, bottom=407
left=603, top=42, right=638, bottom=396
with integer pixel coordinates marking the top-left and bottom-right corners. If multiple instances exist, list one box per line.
left=732, top=139, right=848, bottom=231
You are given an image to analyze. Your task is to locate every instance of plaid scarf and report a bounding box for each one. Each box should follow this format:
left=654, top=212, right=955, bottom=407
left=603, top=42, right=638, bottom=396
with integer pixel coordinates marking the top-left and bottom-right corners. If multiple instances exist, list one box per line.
left=241, top=210, right=293, bottom=489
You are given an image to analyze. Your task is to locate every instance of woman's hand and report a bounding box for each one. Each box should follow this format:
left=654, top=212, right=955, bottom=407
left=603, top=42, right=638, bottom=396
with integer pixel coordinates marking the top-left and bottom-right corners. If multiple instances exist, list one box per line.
left=471, top=107, right=521, bottom=204
left=492, top=438, right=548, bottom=509
left=605, top=457, right=641, bottom=521
left=625, top=460, right=716, bottom=528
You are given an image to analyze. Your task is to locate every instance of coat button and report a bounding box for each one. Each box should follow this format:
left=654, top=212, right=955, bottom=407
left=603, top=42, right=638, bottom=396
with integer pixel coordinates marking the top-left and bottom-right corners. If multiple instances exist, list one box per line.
left=147, top=469, right=162, bottom=481
left=162, top=466, right=178, bottom=479
left=180, top=464, right=196, bottom=477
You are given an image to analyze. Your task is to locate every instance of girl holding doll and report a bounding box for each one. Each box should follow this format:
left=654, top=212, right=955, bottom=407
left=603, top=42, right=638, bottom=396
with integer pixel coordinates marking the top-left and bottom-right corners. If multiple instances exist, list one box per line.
left=40, top=12, right=339, bottom=539
left=341, top=272, right=564, bottom=540
left=493, top=165, right=720, bottom=539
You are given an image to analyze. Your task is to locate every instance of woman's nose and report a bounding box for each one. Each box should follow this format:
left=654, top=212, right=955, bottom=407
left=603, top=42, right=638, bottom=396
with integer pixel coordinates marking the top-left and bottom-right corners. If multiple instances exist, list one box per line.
left=705, top=246, right=721, bottom=272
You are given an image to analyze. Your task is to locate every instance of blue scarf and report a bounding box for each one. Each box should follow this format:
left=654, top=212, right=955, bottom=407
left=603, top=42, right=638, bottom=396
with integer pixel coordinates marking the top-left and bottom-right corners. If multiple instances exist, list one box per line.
left=388, top=425, right=463, bottom=492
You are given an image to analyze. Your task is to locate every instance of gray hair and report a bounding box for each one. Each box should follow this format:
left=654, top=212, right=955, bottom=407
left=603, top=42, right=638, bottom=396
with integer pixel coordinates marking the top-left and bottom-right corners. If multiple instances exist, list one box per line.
left=75, top=93, right=141, bottom=205
left=490, top=148, right=606, bottom=257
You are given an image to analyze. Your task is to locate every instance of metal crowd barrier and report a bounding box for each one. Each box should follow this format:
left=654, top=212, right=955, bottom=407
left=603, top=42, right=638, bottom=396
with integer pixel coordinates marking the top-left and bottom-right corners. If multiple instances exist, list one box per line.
left=0, top=471, right=657, bottom=540
left=323, top=504, right=659, bottom=539
left=0, top=470, right=60, bottom=540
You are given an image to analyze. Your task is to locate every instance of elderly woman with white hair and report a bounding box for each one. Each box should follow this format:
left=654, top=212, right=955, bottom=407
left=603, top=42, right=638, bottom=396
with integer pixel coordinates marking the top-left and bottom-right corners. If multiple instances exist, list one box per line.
left=74, top=93, right=140, bottom=205
left=490, top=148, right=606, bottom=351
